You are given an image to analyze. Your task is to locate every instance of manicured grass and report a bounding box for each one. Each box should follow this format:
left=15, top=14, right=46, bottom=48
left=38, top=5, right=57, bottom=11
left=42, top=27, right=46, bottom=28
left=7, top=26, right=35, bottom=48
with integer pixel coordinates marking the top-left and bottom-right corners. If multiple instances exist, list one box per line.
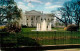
left=21, top=28, right=80, bottom=45
left=21, top=28, right=80, bottom=38
left=0, top=33, right=41, bottom=47
left=1, top=28, right=80, bottom=46
left=22, top=32, right=80, bottom=45
left=22, top=31, right=80, bottom=37
left=22, top=28, right=36, bottom=32
left=21, top=27, right=65, bottom=32
left=52, top=27, right=65, bottom=31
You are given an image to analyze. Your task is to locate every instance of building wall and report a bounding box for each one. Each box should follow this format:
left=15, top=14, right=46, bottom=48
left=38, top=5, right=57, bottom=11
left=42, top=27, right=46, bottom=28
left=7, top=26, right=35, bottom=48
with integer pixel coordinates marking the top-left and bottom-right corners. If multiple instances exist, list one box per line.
left=21, top=10, right=55, bottom=27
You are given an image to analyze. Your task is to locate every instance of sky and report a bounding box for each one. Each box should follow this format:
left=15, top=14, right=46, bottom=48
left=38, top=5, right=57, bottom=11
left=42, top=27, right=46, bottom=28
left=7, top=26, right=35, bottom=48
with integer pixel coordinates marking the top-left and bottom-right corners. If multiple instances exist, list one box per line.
left=14, top=0, right=71, bottom=13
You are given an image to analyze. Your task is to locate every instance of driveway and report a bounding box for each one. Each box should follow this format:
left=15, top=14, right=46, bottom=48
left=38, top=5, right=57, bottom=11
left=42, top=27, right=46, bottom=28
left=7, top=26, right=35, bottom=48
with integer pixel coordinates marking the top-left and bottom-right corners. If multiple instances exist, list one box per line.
left=46, top=48, right=80, bottom=51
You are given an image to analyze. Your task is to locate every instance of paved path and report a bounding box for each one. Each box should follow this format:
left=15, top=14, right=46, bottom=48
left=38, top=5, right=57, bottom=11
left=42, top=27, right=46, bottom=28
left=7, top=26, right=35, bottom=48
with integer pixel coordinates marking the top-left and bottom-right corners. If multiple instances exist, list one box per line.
left=0, top=47, right=1, bottom=51
left=46, top=48, right=80, bottom=51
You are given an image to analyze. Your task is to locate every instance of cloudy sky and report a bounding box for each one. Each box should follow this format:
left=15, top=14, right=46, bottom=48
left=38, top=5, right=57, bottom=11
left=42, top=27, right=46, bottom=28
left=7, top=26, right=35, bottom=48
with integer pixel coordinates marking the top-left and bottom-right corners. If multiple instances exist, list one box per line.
left=14, top=0, right=71, bottom=13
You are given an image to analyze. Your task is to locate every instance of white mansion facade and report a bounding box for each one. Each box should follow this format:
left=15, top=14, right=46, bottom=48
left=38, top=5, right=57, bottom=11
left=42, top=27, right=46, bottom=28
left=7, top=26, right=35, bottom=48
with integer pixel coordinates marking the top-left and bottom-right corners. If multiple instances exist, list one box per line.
left=21, top=10, right=55, bottom=27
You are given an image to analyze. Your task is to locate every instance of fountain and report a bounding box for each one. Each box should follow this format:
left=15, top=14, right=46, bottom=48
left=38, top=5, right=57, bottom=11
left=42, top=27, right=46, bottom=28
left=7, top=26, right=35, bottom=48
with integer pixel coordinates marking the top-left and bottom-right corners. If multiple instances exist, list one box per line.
left=40, top=20, right=47, bottom=31
left=32, top=20, right=52, bottom=31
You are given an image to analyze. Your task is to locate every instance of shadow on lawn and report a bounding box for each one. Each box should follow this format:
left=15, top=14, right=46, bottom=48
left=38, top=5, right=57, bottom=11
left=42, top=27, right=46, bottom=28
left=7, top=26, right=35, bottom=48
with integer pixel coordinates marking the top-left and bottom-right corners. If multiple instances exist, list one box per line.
left=0, top=33, right=43, bottom=51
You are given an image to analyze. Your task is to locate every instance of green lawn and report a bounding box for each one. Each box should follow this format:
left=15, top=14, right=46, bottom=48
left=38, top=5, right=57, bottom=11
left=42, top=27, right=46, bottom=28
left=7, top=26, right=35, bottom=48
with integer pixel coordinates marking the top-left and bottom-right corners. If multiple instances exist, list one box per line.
left=22, top=28, right=36, bottom=32
left=21, top=27, right=65, bottom=32
left=1, top=28, right=80, bottom=46
left=21, top=28, right=80, bottom=45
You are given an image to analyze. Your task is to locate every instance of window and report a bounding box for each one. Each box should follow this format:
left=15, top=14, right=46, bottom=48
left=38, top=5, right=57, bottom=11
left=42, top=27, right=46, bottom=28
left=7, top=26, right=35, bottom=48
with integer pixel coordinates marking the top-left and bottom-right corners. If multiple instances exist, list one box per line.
left=31, top=18, right=33, bottom=20
left=36, top=18, right=37, bottom=20
left=52, top=19, right=54, bottom=20
left=45, top=18, right=46, bottom=20
left=48, top=19, right=49, bottom=20
left=31, top=21, right=33, bottom=23
left=27, top=19, right=28, bottom=20
left=41, top=18, right=42, bottom=20
left=31, top=24, right=33, bottom=27
left=27, top=23, right=28, bottom=26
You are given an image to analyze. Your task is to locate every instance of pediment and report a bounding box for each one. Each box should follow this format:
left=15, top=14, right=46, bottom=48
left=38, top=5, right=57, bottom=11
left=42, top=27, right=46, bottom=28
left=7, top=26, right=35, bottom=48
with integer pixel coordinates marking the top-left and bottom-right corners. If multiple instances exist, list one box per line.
left=26, top=10, right=42, bottom=15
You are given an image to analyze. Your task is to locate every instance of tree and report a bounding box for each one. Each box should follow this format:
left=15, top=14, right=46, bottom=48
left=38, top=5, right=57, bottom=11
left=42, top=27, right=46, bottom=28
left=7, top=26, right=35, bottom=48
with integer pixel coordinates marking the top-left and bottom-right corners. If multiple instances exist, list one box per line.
left=0, top=0, right=22, bottom=25
left=52, top=0, right=80, bottom=30
left=69, top=0, right=80, bottom=30
left=6, top=5, right=22, bottom=23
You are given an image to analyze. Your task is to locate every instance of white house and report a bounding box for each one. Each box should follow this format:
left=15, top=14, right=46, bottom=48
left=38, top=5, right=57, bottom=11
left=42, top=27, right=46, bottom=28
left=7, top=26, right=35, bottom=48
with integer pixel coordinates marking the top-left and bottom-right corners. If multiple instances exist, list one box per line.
left=21, top=10, right=55, bottom=27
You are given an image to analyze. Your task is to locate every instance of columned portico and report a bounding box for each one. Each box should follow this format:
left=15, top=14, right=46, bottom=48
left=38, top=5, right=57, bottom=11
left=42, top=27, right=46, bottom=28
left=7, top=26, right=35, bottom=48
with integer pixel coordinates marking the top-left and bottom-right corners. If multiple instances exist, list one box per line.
left=22, top=10, right=54, bottom=27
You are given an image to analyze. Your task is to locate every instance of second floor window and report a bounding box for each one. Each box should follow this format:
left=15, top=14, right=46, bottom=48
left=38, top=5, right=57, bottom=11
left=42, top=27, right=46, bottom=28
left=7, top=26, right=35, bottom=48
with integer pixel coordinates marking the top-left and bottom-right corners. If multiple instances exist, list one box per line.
left=31, top=18, right=33, bottom=20
left=41, top=18, right=42, bottom=20
left=27, top=19, right=28, bottom=20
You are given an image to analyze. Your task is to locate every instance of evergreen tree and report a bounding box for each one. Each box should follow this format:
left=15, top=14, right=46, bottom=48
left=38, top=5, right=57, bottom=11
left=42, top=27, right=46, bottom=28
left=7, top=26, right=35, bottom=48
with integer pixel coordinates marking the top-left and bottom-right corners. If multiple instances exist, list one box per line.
left=0, top=0, right=22, bottom=25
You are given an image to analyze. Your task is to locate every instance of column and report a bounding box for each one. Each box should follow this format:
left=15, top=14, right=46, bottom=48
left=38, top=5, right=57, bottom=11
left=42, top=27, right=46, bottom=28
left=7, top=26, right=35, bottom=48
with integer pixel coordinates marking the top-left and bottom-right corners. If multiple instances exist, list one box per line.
left=29, top=16, right=31, bottom=27
left=37, top=23, right=39, bottom=30
left=38, top=23, right=40, bottom=30
left=35, top=16, right=37, bottom=27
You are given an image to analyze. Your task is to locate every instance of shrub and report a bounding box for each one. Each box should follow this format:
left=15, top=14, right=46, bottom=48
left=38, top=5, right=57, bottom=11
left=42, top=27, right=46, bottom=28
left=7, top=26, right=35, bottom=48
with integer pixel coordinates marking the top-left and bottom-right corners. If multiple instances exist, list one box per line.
left=0, top=26, right=5, bottom=30
left=1, top=33, right=42, bottom=51
left=67, top=24, right=78, bottom=31
left=17, top=37, right=40, bottom=46
left=0, top=25, right=6, bottom=32
left=1, top=33, right=41, bottom=47
left=2, top=22, right=21, bottom=33
left=1, top=33, right=16, bottom=47
left=22, top=25, right=27, bottom=28
left=64, top=27, right=67, bottom=31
